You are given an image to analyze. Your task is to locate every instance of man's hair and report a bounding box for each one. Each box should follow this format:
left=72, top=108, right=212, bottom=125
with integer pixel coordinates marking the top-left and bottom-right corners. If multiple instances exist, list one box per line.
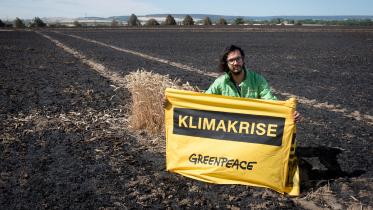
left=219, top=45, right=245, bottom=73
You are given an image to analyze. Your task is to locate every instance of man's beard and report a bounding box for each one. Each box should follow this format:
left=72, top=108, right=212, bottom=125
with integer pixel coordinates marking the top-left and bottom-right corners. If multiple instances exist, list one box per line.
left=231, top=66, right=244, bottom=75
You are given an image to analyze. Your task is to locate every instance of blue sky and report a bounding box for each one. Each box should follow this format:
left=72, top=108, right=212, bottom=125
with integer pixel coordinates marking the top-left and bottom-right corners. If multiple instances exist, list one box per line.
left=1, top=0, right=373, bottom=20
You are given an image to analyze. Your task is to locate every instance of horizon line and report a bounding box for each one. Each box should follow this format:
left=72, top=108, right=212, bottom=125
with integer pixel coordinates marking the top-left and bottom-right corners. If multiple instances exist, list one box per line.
left=2, top=14, right=373, bottom=20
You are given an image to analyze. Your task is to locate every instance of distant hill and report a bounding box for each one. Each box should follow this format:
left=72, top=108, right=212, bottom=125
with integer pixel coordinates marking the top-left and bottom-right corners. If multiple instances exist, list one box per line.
left=41, top=14, right=373, bottom=24
left=106, top=16, right=130, bottom=21
left=111, top=14, right=373, bottom=22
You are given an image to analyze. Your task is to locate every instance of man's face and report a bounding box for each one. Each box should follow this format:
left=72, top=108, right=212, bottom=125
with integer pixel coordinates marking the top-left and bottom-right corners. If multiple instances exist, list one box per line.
left=226, top=50, right=244, bottom=75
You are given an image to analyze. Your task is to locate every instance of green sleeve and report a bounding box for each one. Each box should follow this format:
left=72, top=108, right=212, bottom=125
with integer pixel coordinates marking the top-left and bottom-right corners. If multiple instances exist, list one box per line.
left=258, top=76, right=277, bottom=100
left=205, top=79, right=221, bottom=95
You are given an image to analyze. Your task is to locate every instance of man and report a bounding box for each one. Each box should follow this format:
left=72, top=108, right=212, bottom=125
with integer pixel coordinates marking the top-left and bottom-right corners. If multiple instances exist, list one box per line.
left=206, top=45, right=300, bottom=122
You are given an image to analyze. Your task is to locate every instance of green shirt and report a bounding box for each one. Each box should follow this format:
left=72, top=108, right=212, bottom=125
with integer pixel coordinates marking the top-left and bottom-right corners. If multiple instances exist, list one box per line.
left=205, top=68, right=277, bottom=100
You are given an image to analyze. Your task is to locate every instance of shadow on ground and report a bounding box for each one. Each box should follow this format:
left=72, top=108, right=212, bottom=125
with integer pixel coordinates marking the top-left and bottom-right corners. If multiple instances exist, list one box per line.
left=298, top=146, right=366, bottom=190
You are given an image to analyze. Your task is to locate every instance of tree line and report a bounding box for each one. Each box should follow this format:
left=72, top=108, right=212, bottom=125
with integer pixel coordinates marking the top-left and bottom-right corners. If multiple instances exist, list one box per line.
left=1, top=14, right=372, bottom=28
left=0, top=17, right=46, bottom=28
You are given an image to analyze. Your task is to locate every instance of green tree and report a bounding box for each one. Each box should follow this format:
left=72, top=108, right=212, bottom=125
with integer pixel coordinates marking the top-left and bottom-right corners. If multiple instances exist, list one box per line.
left=111, top=19, right=119, bottom=27
left=48, top=22, right=63, bottom=28
left=145, top=18, right=160, bottom=26
left=128, top=14, right=141, bottom=26
left=270, top=18, right=283, bottom=25
left=73, top=20, right=82, bottom=27
left=14, top=17, right=25, bottom=28
left=234, top=17, right=244, bottom=25
left=182, top=15, right=194, bottom=26
left=164, top=14, right=176, bottom=25
left=359, top=19, right=373, bottom=26
left=30, top=17, right=46, bottom=27
left=203, top=17, right=212, bottom=25
left=217, top=18, right=227, bottom=25
left=0, top=19, right=5, bottom=27
left=245, top=19, right=255, bottom=25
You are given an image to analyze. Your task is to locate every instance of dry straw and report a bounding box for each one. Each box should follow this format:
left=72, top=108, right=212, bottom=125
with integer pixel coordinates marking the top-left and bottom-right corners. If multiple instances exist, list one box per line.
left=124, top=69, right=197, bottom=136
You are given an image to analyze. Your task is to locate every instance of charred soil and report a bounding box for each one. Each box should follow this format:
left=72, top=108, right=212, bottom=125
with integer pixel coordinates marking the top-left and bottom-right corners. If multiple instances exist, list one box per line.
left=0, top=28, right=372, bottom=209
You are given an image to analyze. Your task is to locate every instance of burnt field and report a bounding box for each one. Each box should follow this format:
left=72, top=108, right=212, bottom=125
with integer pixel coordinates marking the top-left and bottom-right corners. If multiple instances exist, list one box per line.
left=0, top=27, right=372, bottom=209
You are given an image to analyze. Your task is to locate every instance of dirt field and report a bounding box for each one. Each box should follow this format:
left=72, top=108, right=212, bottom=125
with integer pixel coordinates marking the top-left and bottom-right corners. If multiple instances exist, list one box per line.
left=0, top=27, right=372, bottom=209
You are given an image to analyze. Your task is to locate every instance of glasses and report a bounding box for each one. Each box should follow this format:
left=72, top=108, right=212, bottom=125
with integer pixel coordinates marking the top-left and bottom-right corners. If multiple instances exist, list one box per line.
left=227, top=56, right=242, bottom=64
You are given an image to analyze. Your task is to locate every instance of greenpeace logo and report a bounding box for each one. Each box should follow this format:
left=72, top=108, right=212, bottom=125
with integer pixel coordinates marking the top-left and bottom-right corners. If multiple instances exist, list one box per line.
left=173, top=108, right=285, bottom=146
left=189, top=153, right=257, bottom=171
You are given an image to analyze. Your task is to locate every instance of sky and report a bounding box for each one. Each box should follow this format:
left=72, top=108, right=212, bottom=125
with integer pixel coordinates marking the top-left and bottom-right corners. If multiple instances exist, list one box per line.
left=1, top=0, right=373, bottom=20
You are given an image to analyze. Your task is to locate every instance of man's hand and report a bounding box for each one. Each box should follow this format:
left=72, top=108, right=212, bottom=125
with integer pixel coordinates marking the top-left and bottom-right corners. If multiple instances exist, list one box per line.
left=293, top=111, right=302, bottom=123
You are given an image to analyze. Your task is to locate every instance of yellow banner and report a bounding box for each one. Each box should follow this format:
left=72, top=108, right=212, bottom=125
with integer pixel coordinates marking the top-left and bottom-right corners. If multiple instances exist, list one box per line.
left=165, top=88, right=299, bottom=196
